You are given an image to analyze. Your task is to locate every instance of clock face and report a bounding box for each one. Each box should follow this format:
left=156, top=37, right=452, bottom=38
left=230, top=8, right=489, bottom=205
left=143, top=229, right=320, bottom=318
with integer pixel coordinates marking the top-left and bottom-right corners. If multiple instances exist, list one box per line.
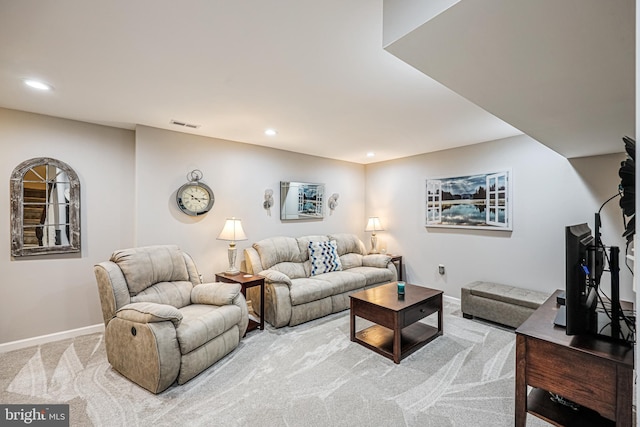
left=176, top=183, right=215, bottom=216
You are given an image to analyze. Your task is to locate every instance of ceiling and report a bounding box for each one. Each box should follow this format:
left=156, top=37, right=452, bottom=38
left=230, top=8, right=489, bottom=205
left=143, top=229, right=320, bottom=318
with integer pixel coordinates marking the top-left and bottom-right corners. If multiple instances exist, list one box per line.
left=0, top=1, right=633, bottom=164
left=385, top=0, right=635, bottom=159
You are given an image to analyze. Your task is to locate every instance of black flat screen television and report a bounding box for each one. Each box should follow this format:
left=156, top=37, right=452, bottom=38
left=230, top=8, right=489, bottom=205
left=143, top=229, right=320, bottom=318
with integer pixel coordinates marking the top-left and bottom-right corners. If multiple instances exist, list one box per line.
left=563, top=223, right=598, bottom=335
left=557, top=221, right=632, bottom=344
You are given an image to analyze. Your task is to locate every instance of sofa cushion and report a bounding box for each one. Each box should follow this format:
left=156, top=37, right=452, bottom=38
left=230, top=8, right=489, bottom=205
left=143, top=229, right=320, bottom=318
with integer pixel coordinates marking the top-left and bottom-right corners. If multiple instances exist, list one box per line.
left=270, top=261, right=309, bottom=280
left=309, top=240, right=342, bottom=276
left=111, top=245, right=189, bottom=295
left=289, top=277, right=334, bottom=305
left=254, top=236, right=301, bottom=269
left=176, top=304, right=242, bottom=354
left=329, top=233, right=367, bottom=256
left=348, top=266, right=395, bottom=286
left=340, top=253, right=363, bottom=270
left=131, top=280, right=193, bottom=308
left=311, top=270, right=366, bottom=294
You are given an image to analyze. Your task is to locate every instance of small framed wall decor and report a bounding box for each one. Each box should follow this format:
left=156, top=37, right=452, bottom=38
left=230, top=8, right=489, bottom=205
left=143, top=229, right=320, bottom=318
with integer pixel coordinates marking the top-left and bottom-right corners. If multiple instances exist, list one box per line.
left=280, top=181, right=324, bottom=221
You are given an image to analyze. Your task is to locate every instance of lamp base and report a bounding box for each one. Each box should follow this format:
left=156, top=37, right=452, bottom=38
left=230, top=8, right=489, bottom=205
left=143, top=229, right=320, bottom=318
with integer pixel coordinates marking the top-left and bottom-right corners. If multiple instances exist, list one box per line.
left=224, top=267, right=240, bottom=275
left=370, top=233, right=379, bottom=254
left=226, top=245, right=240, bottom=276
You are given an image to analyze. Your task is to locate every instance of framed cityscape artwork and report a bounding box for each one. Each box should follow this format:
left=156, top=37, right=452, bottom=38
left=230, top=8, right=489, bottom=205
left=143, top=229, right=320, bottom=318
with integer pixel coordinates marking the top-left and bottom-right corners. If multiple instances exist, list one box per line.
left=425, top=170, right=512, bottom=230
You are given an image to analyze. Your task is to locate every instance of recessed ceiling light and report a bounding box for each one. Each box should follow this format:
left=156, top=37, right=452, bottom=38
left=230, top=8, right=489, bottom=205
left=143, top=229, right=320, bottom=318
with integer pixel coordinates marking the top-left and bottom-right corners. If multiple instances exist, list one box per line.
left=24, top=79, right=53, bottom=91
left=366, top=152, right=375, bottom=157
left=265, top=129, right=277, bottom=136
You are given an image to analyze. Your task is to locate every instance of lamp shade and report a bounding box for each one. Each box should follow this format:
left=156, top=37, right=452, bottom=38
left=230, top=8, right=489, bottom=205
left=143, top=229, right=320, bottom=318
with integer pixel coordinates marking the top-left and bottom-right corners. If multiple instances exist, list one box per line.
left=365, top=217, right=383, bottom=232
left=217, top=218, right=247, bottom=241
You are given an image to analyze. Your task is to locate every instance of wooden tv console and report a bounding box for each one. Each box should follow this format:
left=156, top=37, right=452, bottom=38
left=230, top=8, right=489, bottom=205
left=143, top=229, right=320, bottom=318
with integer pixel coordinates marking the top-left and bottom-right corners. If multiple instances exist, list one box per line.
left=515, top=290, right=634, bottom=426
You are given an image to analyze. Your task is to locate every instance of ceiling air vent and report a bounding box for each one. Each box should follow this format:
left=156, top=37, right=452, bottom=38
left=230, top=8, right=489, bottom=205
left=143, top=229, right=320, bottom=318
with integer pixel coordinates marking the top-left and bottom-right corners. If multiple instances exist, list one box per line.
left=170, top=119, right=201, bottom=129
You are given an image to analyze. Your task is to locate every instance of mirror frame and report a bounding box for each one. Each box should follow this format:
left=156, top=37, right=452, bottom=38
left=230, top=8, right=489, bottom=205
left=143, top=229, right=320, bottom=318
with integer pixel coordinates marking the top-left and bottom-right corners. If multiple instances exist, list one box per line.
left=280, top=181, right=325, bottom=221
left=10, top=157, right=81, bottom=257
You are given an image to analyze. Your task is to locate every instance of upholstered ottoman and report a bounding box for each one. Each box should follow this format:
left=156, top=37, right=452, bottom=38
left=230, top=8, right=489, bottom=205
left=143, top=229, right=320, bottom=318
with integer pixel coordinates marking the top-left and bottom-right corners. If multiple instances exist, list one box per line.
left=461, top=281, right=550, bottom=328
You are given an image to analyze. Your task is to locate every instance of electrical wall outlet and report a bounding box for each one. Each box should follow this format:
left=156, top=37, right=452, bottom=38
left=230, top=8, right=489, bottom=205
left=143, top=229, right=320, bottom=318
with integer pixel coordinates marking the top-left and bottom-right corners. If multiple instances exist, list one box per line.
left=438, top=264, right=445, bottom=275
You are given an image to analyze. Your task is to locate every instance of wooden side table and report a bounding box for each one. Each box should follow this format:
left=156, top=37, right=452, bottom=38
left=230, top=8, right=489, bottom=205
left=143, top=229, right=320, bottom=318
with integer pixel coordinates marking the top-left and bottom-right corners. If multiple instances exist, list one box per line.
left=215, top=272, right=265, bottom=334
left=386, top=254, right=403, bottom=281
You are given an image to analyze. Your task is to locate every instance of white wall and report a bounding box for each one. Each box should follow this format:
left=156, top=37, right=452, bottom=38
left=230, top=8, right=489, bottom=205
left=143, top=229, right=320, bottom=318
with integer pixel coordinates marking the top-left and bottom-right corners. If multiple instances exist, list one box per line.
left=134, top=125, right=366, bottom=282
left=2, top=111, right=631, bottom=346
left=0, top=108, right=135, bottom=344
left=1, top=117, right=365, bottom=345
left=365, top=134, right=632, bottom=301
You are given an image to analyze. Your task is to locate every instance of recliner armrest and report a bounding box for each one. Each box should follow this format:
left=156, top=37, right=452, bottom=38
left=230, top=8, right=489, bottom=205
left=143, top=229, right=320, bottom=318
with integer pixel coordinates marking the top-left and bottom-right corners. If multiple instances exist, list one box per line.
left=116, top=302, right=183, bottom=327
left=191, top=282, right=241, bottom=306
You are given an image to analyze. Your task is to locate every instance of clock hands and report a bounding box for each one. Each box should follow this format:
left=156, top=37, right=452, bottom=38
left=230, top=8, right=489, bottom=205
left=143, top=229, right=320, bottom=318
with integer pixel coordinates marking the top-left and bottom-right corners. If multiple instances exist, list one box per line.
left=186, top=188, right=208, bottom=203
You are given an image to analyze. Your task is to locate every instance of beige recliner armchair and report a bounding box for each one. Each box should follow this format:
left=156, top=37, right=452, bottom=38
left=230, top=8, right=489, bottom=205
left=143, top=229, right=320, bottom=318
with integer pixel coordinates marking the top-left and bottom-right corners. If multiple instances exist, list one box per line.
left=94, top=245, right=249, bottom=393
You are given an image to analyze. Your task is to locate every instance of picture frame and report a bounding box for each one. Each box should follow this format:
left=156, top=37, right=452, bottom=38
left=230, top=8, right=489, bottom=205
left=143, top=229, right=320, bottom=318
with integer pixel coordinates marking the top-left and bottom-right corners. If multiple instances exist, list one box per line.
left=426, top=170, right=512, bottom=230
left=280, top=181, right=324, bottom=221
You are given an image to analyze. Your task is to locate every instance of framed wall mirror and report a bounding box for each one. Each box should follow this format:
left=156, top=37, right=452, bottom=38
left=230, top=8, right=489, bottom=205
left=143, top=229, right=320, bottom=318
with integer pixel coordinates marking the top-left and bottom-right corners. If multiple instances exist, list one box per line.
left=280, top=181, right=324, bottom=221
left=10, top=157, right=81, bottom=257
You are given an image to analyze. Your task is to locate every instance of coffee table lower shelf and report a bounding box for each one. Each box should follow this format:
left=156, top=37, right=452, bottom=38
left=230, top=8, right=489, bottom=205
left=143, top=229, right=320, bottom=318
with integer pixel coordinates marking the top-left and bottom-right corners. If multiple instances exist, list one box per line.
left=354, top=323, right=441, bottom=362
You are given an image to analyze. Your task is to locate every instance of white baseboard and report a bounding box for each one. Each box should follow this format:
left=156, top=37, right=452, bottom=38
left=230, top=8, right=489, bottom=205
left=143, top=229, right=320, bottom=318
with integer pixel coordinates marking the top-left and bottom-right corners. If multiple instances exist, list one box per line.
left=444, top=294, right=460, bottom=305
left=0, top=323, right=105, bottom=353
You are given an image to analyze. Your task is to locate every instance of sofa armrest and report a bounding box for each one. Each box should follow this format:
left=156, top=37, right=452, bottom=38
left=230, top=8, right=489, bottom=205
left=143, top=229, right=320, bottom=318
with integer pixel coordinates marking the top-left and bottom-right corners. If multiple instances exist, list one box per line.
left=253, top=270, right=292, bottom=328
left=116, top=302, right=183, bottom=327
left=191, top=282, right=241, bottom=306
left=362, top=254, right=391, bottom=268
left=243, top=246, right=264, bottom=274
left=259, top=269, right=293, bottom=286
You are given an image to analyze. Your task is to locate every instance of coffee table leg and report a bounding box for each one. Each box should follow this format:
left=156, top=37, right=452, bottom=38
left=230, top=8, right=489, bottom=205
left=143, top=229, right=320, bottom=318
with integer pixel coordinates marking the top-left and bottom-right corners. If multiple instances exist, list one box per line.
left=350, top=306, right=355, bottom=342
left=259, top=281, right=265, bottom=330
left=438, top=295, right=443, bottom=334
left=393, top=317, right=401, bottom=364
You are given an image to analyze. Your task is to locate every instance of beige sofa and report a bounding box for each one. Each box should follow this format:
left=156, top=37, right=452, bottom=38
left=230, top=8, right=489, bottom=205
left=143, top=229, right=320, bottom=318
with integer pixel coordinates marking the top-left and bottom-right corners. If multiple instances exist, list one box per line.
left=94, top=245, right=249, bottom=393
left=243, top=233, right=397, bottom=328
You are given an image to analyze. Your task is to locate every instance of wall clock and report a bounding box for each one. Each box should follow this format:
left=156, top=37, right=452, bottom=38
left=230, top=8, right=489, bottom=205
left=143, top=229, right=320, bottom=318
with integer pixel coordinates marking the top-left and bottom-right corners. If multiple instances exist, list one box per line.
left=176, top=169, right=215, bottom=216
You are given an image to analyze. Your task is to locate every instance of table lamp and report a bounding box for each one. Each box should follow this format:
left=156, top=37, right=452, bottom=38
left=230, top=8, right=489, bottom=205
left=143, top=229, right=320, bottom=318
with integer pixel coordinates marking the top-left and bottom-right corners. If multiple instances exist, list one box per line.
left=365, top=217, right=384, bottom=254
left=217, top=217, right=247, bottom=275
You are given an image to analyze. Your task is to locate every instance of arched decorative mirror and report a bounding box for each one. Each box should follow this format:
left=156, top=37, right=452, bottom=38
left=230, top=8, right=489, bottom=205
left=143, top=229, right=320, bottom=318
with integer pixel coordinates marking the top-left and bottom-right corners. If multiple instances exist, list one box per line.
left=10, top=157, right=80, bottom=257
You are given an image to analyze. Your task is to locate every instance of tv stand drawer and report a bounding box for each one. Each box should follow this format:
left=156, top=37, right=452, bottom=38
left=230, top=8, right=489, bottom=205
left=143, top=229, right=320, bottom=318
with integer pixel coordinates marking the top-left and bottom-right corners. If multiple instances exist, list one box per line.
left=526, top=337, right=616, bottom=420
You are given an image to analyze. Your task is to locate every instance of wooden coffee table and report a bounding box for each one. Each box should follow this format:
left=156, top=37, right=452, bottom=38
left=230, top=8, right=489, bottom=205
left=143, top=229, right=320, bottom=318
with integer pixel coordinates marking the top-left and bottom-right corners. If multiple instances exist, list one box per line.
left=350, top=282, right=443, bottom=363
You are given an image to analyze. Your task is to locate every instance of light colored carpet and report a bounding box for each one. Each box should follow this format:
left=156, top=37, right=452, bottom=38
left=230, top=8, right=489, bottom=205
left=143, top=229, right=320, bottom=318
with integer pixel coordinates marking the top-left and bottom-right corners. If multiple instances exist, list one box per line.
left=0, top=301, right=552, bottom=426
